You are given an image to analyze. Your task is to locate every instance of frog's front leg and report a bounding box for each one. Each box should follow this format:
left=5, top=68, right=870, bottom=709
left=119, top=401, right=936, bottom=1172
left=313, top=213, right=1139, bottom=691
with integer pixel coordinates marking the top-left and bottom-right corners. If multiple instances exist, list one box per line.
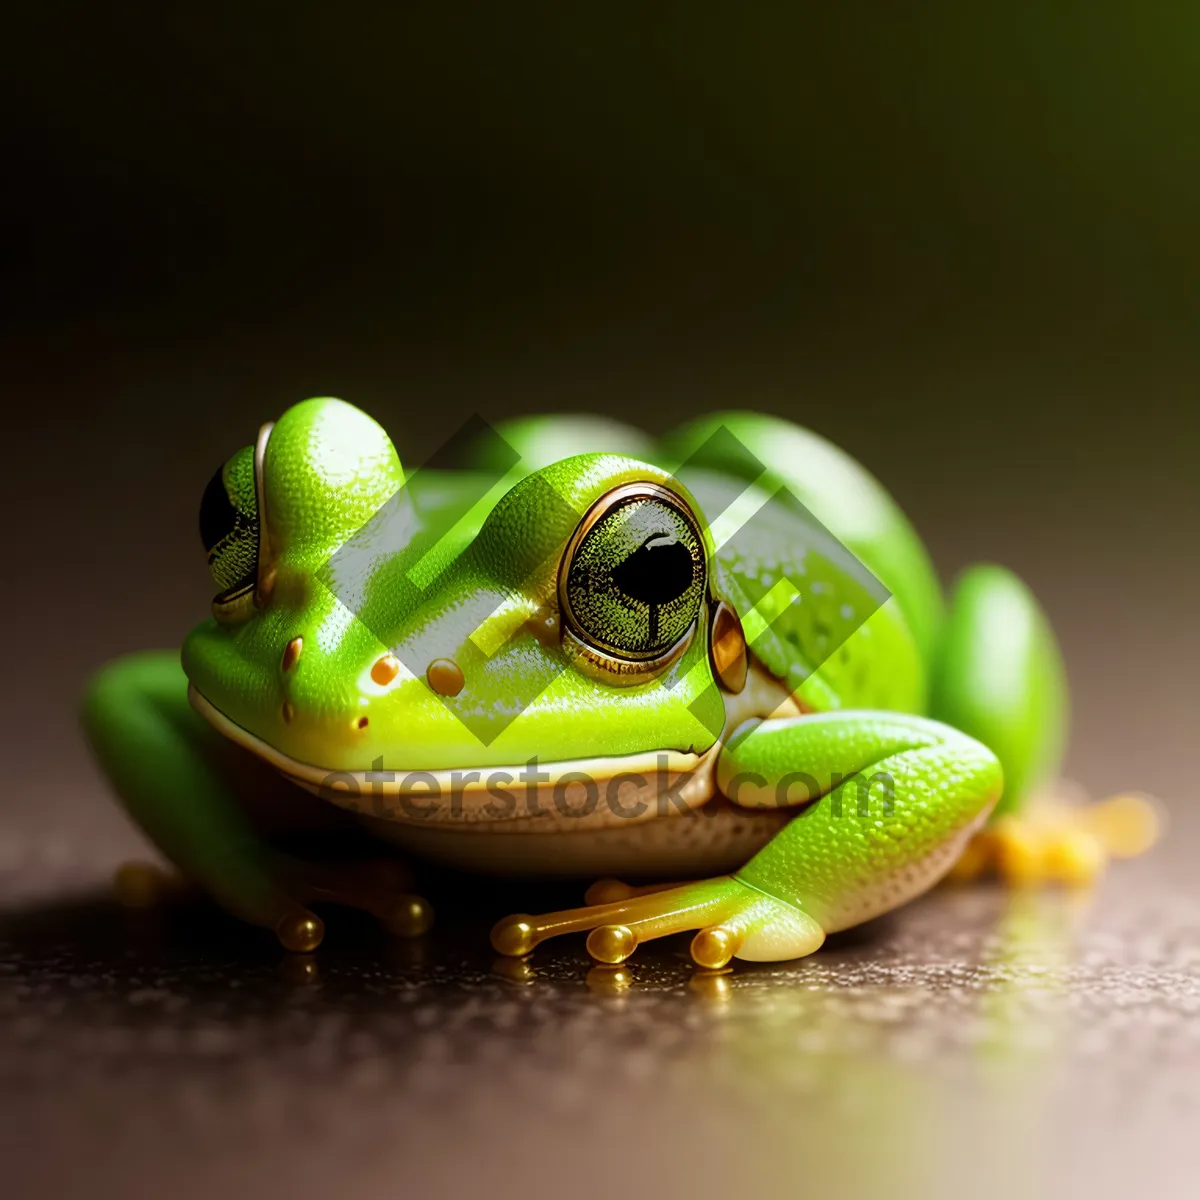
left=491, top=712, right=1001, bottom=967
left=82, top=651, right=430, bottom=951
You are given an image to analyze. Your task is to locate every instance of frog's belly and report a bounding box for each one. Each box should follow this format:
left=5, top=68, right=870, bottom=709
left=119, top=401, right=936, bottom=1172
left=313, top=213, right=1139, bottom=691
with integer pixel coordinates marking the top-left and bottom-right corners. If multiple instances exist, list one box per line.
left=357, top=799, right=794, bottom=878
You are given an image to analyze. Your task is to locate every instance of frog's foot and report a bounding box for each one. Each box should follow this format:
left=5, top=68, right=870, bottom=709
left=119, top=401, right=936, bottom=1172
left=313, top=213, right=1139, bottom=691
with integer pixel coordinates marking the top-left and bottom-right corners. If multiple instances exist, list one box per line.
left=276, top=857, right=434, bottom=944
left=491, top=874, right=824, bottom=968
left=947, top=789, right=1161, bottom=888
left=116, top=855, right=432, bottom=952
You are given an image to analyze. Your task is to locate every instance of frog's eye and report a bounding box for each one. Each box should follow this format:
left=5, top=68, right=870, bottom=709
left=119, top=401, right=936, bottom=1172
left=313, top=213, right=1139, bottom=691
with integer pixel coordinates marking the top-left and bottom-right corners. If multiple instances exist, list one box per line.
left=200, top=444, right=260, bottom=615
left=559, top=483, right=707, bottom=665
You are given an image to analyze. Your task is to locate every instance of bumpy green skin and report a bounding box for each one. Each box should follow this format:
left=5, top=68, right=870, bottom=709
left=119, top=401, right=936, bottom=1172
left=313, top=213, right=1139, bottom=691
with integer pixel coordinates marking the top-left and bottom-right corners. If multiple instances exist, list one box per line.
left=718, top=713, right=1001, bottom=933
left=82, top=398, right=1067, bottom=953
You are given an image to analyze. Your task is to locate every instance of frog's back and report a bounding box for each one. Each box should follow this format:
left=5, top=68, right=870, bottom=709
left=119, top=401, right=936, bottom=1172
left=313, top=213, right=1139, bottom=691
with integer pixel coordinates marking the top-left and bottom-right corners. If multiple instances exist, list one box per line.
left=665, top=413, right=945, bottom=716
left=676, top=466, right=923, bottom=714
left=662, top=414, right=942, bottom=658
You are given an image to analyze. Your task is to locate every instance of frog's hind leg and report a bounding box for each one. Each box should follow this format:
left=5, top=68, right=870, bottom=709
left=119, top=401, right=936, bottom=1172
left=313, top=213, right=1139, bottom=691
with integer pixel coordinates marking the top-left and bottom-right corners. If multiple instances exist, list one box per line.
left=495, top=710, right=1003, bottom=966
left=276, top=855, right=434, bottom=938
left=932, top=565, right=1159, bottom=886
left=83, top=652, right=429, bottom=951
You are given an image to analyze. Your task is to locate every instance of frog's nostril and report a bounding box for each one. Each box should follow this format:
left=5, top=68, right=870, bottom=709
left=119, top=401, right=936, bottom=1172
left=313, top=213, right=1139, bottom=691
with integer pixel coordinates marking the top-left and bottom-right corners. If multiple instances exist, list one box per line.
left=281, top=637, right=303, bottom=672
left=355, top=715, right=370, bottom=731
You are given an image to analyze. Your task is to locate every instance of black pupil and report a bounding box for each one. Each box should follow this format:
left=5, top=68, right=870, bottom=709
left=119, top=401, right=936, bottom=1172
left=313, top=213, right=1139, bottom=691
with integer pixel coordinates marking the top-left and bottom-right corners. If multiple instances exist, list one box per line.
left=612, top=533, right=695, bottom=642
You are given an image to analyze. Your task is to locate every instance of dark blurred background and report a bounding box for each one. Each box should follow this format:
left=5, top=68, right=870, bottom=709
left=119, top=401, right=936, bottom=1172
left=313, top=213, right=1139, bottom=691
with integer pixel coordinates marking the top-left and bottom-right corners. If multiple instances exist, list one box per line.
left=2, top=8, right=1198, bottom=1198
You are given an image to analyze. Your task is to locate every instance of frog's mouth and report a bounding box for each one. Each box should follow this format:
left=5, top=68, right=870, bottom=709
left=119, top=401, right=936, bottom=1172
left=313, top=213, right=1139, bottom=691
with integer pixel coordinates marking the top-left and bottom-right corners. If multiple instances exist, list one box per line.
left=189, top=661, right=802, bottom=832
left=189, top=684, right=720, bottom=832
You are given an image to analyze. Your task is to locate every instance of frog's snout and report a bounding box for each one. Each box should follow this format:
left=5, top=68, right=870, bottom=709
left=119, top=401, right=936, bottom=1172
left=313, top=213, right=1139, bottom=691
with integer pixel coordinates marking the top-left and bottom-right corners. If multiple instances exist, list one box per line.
left=272, top=634, right=380, bottom=737
left=271, top=637, right=467, bottom=742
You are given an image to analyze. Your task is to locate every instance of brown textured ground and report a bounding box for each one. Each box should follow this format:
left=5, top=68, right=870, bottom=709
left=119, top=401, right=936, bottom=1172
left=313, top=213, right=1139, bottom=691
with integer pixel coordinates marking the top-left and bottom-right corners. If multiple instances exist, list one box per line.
left=3, top=823, right=1199, bottom=1200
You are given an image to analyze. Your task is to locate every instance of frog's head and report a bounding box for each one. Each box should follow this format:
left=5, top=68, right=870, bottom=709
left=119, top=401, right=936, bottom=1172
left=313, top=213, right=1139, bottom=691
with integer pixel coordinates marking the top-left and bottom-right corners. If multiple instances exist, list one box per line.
left=184, top=399, right=753, bottom=817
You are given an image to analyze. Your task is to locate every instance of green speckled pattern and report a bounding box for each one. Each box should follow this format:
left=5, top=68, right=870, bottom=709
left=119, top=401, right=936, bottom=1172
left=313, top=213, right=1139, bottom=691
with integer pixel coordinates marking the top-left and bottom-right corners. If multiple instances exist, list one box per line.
left=685, top=469, right=925, bottom=715
left=663, top=411, right=945, bottom=664
left=203, top=445, right=259, bottom=593
left=563, top=495, right=705, bottom=659
left=724, top=712, right=1002, bottom=930
left=264, top=396, right=406, bottom=565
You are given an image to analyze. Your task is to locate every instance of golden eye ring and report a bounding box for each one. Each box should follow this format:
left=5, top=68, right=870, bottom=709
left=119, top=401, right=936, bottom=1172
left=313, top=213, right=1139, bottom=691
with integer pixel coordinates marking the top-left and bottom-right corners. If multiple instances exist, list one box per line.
left=251, top=420, right=276, bottom=608
left=208, top=421, right=274, bottom=625
left=560, top=621, right=698, bottom=683
left=557, top=481, right=707, bottom=667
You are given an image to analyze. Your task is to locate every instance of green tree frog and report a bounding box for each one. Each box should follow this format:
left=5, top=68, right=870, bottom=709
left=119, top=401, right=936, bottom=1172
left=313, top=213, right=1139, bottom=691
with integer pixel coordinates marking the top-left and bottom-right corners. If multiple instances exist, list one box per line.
left=82, top=399, right=1157, bottom=967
